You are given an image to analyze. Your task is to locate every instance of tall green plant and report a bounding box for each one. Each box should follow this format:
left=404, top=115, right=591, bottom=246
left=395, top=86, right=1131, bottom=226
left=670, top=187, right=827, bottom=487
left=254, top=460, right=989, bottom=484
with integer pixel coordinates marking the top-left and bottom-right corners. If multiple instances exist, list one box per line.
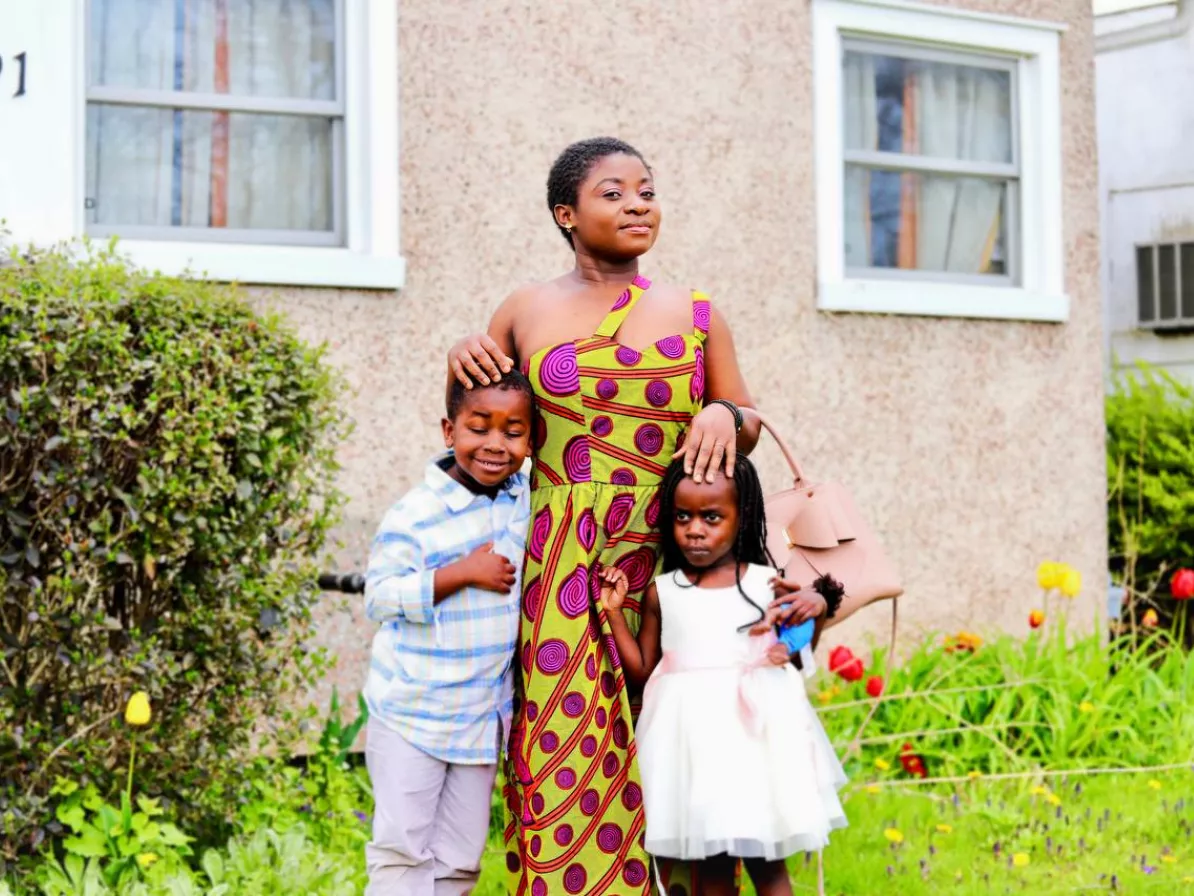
left=1106, top=362, right=1194, bottom=592
left=0, top=242, right=348, bottom=864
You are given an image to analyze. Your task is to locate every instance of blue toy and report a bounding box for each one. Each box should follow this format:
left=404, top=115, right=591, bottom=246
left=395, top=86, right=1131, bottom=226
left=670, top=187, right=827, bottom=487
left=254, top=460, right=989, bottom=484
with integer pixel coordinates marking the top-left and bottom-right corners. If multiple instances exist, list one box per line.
left=777, top=617, right=815, bottom=654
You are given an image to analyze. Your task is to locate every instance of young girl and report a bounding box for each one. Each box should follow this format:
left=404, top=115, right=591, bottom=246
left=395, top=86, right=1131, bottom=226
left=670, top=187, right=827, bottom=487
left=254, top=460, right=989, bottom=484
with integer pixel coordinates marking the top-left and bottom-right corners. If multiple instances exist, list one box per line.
left=600, top=457, right=848, bottom=896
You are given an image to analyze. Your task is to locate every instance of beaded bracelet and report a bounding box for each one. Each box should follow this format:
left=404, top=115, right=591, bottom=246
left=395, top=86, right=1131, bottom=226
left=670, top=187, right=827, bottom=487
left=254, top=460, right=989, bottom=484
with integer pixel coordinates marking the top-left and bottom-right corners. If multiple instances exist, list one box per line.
left=707, top=398, right=743, bottom=433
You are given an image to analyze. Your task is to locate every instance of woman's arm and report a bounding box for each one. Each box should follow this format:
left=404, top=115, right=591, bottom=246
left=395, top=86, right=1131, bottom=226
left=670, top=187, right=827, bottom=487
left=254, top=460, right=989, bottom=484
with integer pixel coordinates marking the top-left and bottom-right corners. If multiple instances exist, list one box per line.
left=677, top=303, right=761, bottom=483
left=600, top=570, right=663, bottom=687
left=705, top=305, right=761, bottom=455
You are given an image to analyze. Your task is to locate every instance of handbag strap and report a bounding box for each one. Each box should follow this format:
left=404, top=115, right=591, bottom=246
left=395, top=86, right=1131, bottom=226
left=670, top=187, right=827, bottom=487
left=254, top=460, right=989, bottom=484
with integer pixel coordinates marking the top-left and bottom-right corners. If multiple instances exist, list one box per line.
left=752, top=410, right=808, bottom=486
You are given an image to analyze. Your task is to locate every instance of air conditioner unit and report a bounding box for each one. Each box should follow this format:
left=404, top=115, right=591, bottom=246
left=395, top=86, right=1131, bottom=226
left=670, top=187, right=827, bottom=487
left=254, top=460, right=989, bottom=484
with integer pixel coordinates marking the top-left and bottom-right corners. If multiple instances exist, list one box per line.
left=1136, top=241, right=1194, bottom=330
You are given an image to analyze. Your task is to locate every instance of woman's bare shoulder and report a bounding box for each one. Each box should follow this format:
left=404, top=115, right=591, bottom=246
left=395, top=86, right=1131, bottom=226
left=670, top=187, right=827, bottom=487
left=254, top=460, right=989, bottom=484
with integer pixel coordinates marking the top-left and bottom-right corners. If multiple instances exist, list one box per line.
left=498, top=278, right=568, bottom=311
left=647, top=280, right=705, bottom=304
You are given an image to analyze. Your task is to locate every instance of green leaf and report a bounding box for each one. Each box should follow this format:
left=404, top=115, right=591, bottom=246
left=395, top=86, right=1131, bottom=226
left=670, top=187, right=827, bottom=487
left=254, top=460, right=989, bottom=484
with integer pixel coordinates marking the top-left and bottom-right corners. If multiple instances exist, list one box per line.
left=63, top=827, right=109, bottom=858
left=201, top=848, right=226, bottom=884
left=56, top=803, right=87, bottom=833
left=135, top=794, right=162, bottom=817
left=156, top=823, right=192, bottom=847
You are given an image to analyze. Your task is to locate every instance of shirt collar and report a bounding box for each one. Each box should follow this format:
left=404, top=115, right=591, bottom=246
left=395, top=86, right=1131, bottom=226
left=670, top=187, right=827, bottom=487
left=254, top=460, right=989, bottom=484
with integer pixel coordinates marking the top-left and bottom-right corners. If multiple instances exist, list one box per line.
left=426, top=452, right=527, bottom=513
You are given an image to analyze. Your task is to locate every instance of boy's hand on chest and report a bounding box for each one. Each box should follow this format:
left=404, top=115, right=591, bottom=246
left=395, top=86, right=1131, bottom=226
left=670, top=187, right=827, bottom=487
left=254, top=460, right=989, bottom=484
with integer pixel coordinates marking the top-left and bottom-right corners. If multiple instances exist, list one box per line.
left=458, top=542, right=517, bottom=595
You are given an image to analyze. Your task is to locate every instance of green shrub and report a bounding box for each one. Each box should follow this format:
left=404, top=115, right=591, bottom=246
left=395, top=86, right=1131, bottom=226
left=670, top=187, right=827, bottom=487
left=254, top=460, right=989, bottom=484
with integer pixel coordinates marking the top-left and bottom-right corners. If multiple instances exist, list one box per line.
left=0, top=243, right=347, bottom=865
left=818, top=628, right=1194, bottom=777
left=1106, top=362, right=1194, bottom=593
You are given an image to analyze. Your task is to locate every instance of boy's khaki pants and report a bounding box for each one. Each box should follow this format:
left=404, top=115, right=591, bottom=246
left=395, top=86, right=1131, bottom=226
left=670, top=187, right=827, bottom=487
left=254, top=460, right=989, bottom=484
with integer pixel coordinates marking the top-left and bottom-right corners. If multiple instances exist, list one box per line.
left=365, top=719, right=498, bottom=896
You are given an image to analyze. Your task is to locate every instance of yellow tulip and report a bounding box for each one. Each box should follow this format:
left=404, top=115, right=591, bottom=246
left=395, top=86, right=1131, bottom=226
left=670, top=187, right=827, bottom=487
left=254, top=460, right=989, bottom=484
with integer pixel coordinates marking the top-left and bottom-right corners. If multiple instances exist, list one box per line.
left=936, top=824, right=953, bottom=834
left=1079, top=701, right=1095, bottom=713
left=1013, top=852, right=1030, bottom=867
left=125, top=691, right=151, bottom=727
left=1059, top=566, right=1082, bottom=598
left=865, top=784, right=881, bottom=794
left=874, top=758, right=891, bottom=771
left=136, top=853, right=158, bottom=869
left=1036, top=562, right=1061, bottom=590
left=884, top=828, right=904, bottom=844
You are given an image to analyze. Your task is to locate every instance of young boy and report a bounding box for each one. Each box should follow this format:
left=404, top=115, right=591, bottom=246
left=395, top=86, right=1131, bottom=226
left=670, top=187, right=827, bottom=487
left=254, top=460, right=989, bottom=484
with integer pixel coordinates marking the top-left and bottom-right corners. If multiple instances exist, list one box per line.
left=362, top=370, right=535, bottom=896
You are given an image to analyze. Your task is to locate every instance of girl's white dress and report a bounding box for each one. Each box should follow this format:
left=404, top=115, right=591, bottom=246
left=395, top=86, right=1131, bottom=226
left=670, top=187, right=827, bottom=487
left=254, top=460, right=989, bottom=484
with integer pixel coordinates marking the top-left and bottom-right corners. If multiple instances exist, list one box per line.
left=635, top=564, right=848, bottom=861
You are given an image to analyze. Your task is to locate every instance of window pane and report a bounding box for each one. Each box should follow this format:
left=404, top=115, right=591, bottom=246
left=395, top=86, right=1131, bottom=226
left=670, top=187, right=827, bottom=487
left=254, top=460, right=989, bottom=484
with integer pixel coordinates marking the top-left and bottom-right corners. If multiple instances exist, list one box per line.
left=843, top=165, right=1009, bottom=276
left=1158, top=244, right=1177, bottom=320
left=843, top=49, right=1013, bottom=165
left=1137, top=246, right=1155, bottom=323
left=1182, top=243, right=1194, bottom=319
left=86, top=105, right=334, bottom=234
left=89, top=0, right=336, bottom=100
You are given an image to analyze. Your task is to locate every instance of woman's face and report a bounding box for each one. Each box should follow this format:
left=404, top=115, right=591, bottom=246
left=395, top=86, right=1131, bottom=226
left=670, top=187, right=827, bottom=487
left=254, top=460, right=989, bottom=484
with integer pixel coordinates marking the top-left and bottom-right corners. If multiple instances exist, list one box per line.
left=562, top=153, right=661, bottom=260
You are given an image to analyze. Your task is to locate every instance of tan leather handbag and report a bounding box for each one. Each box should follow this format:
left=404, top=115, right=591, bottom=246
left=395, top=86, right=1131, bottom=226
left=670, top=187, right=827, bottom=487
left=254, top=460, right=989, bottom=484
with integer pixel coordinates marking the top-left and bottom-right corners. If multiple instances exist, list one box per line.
left=755, top=411, right=903, bottom=630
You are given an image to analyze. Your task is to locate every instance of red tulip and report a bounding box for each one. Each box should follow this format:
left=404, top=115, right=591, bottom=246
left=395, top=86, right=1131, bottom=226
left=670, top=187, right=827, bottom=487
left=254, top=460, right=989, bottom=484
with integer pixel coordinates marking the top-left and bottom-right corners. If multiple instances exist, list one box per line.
left=1028, top=610, right=1045, bottom=629
left=899, top=742, right=927, bottom=779
left=829, top=646, right=864, bottom=682
left=828, top=645, right=854, bottom=674
left=1172, top=568, right=1194, bottom=600
left=866, top=675, right=885, bottom=698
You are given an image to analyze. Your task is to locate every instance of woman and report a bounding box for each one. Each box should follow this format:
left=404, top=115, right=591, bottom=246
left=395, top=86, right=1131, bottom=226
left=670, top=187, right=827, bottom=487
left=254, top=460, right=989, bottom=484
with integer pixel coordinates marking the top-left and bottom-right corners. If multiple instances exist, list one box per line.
left=447, top=137, right=819, bottom=895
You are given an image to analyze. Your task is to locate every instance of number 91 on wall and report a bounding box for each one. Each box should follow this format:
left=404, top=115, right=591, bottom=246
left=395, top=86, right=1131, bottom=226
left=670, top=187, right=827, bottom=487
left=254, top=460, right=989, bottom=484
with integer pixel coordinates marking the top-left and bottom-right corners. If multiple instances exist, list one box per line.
left=1, top=51, right=29, bottom=98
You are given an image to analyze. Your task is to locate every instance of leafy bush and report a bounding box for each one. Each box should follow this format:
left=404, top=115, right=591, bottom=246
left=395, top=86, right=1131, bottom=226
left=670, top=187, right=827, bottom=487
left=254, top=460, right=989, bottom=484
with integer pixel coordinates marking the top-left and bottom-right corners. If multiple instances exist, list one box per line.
left=817, top=628, right=1194, bottom=777
left=1106, top=363, right=1194, bottom=593
left=0, top=243, right=347, bottom=864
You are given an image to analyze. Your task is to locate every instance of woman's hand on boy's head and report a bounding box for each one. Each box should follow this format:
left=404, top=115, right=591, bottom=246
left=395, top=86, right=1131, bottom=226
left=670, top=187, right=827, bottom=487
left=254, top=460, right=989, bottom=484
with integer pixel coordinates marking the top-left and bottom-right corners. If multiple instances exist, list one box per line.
left=597, top=565, right=629, bottom=611
left=448, top=334, right=513, bottom=389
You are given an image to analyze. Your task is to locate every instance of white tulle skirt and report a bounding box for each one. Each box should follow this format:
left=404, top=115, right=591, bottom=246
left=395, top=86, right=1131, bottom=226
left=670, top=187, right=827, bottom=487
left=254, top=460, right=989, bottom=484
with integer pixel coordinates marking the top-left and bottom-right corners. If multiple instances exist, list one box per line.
left=635, top=659, right=848, bottom=861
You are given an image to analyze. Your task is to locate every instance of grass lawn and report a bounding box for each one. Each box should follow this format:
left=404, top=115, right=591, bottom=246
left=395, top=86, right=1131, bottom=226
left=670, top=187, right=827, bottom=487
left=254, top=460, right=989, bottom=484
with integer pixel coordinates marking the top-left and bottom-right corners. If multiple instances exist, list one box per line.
left=475, top=768, right=1194, bottom=894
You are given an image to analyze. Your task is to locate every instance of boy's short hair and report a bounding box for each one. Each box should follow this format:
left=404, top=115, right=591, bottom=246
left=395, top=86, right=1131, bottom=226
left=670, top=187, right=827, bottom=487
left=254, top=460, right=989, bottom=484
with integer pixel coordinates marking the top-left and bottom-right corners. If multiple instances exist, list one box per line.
left=446, top=368, right=536, bottom=420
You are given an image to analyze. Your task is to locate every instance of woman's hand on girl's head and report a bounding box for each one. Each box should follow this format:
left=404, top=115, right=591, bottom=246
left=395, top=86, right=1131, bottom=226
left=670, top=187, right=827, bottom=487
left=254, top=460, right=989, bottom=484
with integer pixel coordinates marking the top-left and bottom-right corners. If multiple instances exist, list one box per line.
left=674, top=402, right=738, bottom=483
left=598, top=565, right=630, bottom=612
left=448, top=333, right=514, bottom=388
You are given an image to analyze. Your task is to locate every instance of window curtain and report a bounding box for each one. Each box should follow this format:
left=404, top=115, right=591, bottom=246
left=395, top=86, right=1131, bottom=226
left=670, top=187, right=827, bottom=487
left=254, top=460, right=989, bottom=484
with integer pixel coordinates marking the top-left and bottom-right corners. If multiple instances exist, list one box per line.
left=86, top=0, right=335, bottom=233
left=843, top=52, right=1011, bottom=275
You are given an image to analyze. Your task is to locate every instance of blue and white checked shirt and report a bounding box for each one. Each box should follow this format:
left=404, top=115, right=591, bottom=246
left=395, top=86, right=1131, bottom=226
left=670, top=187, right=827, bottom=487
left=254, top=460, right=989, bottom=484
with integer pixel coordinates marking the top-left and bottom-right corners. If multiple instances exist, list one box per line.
left=363, top=453, right=529, bottom=764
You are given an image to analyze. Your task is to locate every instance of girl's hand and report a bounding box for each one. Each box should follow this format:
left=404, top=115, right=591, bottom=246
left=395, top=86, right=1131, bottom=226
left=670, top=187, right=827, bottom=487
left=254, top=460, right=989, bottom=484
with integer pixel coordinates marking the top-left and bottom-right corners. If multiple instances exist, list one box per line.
left=766, top=643, right=793, bottom=666
left=448, top=333, right=514, bottom=388
left=598, top=565, right=630, bottom=612
left=749, top=582, right=827, bottom=635
left=674, top=401, right=738, bottom=484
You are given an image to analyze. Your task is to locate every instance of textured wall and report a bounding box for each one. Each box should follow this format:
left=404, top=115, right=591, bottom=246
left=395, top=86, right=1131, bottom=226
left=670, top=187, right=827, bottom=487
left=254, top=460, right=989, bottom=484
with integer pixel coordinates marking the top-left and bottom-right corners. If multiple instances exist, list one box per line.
left=265, top=0, right=1105, bottom=708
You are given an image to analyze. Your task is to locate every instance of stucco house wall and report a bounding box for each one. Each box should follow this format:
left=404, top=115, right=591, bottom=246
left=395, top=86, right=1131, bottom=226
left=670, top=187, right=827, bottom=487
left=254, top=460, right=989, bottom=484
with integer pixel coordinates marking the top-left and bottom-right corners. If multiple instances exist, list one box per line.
left=0, top=0, right=1106, bottom=708
left=287, top=0, right=1106, bottom=701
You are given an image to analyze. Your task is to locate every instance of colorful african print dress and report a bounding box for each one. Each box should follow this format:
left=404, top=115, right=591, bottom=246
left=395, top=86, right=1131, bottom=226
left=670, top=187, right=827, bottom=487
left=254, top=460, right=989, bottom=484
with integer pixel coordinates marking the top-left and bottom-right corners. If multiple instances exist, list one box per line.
left=504, top=276, right=709, bottom=896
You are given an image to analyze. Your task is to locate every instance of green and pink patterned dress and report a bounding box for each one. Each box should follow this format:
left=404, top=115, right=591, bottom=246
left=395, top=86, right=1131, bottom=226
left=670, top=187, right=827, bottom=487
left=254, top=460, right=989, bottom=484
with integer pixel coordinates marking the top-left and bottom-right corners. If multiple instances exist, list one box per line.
left=504, top=276, right=709, bottom=895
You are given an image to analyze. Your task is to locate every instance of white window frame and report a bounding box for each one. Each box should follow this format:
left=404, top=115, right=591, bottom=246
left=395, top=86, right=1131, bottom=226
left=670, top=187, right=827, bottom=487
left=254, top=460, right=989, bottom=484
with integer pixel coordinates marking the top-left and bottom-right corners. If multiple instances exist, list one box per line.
left=0, top=0, right=403, bottom=290
left=812, top=0, right=1068, bottom=322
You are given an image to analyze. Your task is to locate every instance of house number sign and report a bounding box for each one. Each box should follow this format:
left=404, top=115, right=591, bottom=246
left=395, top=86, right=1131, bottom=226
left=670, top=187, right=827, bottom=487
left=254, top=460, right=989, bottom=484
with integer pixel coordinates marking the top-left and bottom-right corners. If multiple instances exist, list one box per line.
left=0, top=51, right=29, bottom=98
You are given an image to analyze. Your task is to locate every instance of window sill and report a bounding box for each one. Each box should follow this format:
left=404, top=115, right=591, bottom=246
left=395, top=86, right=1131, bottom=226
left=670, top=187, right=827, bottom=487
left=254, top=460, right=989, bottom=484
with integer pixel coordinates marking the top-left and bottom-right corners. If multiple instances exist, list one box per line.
left=817, top=279, right=1069, bottom=322
left=111, top=240, right=406, bottom=291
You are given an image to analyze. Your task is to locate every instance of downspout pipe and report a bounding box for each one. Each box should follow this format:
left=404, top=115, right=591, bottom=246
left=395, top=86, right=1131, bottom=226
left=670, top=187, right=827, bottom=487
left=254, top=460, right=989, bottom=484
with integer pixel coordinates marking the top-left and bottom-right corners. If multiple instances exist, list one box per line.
left=1096, top=0, right=1192, bottom=53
